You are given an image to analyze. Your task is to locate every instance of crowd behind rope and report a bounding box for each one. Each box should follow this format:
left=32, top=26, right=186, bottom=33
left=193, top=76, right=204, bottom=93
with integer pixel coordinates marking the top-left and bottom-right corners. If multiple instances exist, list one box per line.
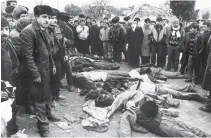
left=1, top=0, right=211, bottom=137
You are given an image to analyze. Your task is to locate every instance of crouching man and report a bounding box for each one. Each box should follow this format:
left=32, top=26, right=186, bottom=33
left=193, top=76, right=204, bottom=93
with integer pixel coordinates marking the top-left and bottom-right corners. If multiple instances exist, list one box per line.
left=19, top=5, right=60, bottom=137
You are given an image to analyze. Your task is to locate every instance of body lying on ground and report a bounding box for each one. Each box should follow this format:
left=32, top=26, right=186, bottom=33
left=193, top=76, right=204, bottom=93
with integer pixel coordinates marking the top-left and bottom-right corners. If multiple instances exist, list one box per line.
left=119, top=100, right=211, bottom=137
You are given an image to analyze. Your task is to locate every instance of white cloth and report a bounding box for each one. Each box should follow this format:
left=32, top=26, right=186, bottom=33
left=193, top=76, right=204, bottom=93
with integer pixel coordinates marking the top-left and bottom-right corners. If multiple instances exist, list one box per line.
left=82, top=71, right=108, bottom=82
left=76, top=25, right=89, bottom=40
left=129, top=69, right=152, bottom=82
left=171, top=26, right=181, bottom=37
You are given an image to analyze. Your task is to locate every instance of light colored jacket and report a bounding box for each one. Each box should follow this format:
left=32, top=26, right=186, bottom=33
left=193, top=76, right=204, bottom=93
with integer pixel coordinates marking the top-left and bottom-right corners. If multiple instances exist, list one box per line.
left=99, top=27, right=110, bottom=41
left=76, top=25, right=89, bottom=40
left=151, top=25, right=166, bottom=42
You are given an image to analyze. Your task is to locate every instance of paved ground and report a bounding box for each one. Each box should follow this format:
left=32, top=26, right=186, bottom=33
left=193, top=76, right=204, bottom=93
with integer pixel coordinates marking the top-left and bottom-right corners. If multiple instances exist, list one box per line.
left=16, top=64, right=211, bottom=137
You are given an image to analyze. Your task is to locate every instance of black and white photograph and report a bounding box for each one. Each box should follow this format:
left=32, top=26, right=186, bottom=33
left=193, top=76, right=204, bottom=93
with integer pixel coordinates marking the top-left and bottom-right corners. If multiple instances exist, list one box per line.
left=1, top=0, right=211, bottom=137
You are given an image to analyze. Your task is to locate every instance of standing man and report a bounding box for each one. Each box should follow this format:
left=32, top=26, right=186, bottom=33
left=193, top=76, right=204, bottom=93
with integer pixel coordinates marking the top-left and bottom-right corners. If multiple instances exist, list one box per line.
left=109, top=16, right=126, bottom=63
left=76, top=19, right=89, bottom=54
left=200, top=34, right=211, bottom=113
left=6, top=0, right=17, bottom=7
left=12, top=5, right=28, bottom=21
left=166, top=18, right=185, bottom=71
left=150, top=17, right=166, bottom=67
left=99, top=21, right=111, bottom=59
left=126, top=17, right=144, bottom=68
left=89, top=19, right=100, bottom=56
left=19, top=5, right=60, bottom=137
left=141, top=18, right=152, bottom=64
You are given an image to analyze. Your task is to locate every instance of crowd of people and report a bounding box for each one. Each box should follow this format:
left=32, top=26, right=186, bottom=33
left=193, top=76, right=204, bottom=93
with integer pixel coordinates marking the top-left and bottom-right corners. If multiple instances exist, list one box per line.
left=1, top=0, right=211, bottom=137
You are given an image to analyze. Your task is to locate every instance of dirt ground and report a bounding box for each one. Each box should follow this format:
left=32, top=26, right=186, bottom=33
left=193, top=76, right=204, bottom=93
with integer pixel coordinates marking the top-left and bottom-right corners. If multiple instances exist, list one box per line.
left=16, top=64, right=211, bottom=137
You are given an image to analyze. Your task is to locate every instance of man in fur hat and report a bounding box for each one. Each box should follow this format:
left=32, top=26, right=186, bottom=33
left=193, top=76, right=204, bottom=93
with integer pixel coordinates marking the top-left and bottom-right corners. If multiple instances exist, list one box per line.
left=5, top=5, right=15, bottom=14
left=6, top=0, right=17, bottom=7
left=12, top=5, right=28, bottom=21
left=19, top=5, right=60, bottom=137
left=109, top=16, right=126, bottom=63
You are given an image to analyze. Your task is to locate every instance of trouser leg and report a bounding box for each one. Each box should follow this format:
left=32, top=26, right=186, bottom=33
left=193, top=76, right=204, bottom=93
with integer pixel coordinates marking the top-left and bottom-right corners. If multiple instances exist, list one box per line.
left=187, top=55, right=194, bottom=81
left=141, top=56, right=150, bottom=64
left=157, top=43, right=164, bottom=67
left=194, top=55, right=202, bottom=82
left=34, top=101, right=49, bottom=135
left=64, top=61, right=73, bottom=87
left=180, top=51, right=189, bottom=74
left=103, top=42, right=108, bottom=58
left=174, top=48, right=180, bottom=71
left=113, top=45, right=117, bottom=62
left=151, top=44, right=157, bottom=65
left=167, top=47, right=174, bottom=70
left=123, top=43, right=128, bottom=62
left=51, top=61, right=61, bottom=98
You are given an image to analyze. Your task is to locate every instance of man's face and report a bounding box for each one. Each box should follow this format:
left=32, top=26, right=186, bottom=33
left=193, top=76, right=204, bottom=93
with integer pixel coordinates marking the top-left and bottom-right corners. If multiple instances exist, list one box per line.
left=86, top=18, right=91, bottom=23
left=190, top=27, right=197, bottom=33
left=201, top=25, right=208, bottom=32
left=144, top=21, right=150, bottom=27
left=80, top=17, right=85, bottom=21
left=1, top=26, right=10, bottom=38
left=36, top=14, right=50, bottom=28
left=157, top=21, right=162, bottom=25
left=91, top=21, right=96, bottom=25
left=103, top=22, right=107, bottom=28
left=163, top=20, right=167, bottom=26
left=151, top=22, right=156, bottom=26
left=10, top=2, right=17, bottom=7
left=6, top=17, right=13, bottom=24
left=69, top=19, right=74, bottom=25
left=172, top=21, right=179, bottom=28
left=80, top=21, right=85, bottom=26
left=132, top=21, right=138, bottom=28
left=74, top=22, right=79, bottom=26
left=49, top=16, right=58, bottom=26
left=19, top=14, right=28, bottom=20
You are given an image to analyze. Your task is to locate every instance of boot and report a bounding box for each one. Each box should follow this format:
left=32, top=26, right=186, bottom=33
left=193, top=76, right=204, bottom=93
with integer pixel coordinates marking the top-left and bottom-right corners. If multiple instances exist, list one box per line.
left=47, top=114, right=61, bottom=122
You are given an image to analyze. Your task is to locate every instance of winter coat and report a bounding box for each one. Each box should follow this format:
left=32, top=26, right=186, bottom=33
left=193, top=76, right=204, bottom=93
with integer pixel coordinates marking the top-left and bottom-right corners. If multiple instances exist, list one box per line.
left=184, top=32, right=203, bottom=57
left=19, top=20, right=53, bottom=102
left=150, top=24, right=166, bottom=44
left=126, top=26, right=144, bottom=56
left=99, top=27, right=110, bottom=42
left=1, top=39, right=19, bottom=84
left=202, top=38, right=211, bottom=91
left=141, top=27, right=152, bottom=57
left=166, top=26, right=185, bottom=49
left=109, top=24, right=126, bottom=52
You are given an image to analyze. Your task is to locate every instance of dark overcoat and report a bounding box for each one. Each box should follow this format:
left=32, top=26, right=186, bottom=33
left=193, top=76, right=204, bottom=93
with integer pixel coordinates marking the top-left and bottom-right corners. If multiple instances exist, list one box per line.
left=202, top=39, right=211, bottom=91
left=19, top=20, right=52, bottom=102
left=126, top=27, right=144, bottom=57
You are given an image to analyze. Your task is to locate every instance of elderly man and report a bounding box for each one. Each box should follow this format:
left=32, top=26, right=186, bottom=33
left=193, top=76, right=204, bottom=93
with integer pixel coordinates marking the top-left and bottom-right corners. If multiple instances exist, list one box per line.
left=166, top=18, right=185, bottom=71
left=19, top=5, right=60, bottom=137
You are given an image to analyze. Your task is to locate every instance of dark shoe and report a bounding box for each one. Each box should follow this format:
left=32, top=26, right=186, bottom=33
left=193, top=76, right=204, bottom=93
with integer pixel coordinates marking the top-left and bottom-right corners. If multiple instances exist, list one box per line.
left=25, top=105, right=35, bottom=115
left=199, top=106, right=211, bottom=113
left=40, top=131, right=50, bottom=137
left=55, top=95, right=65, bottom=100
left=48, top=115, right=61, bottom=122
left=185, top=79, right=192, bottom=82
left=68, top=86, right=75, bottom=92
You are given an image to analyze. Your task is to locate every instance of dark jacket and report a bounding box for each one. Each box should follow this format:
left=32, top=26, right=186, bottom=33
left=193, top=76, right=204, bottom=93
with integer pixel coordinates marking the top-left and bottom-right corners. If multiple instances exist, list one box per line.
left=1, top=39, right=19, bottom=84
left=184, top=32, right=202, bottom=57
left=202, top=38, right=211, bottom=91
left=109, top=24, right=126, bottom=52
left=19, top=20, right=52, bottom=102
left=201, top=31, right=211, bottom=56
left=126, top=27, right=144, bottom=56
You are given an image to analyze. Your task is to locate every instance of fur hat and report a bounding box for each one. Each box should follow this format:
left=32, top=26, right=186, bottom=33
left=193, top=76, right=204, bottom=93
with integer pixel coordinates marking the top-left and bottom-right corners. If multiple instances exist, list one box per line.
left=57, top=12, right=70, bottom=22
left=156, top=16, right=163, bottom=22
left=86, top=16, right=91, bottom=19
left=124, top=16, right=130, bottom=21
left=6, top=0, right=17, bottom=6
left=12, top=5, right=28, bottom=20
left=5, top=6, right=15, bottom=14
left=52, top=8, right=59, bottom=16
left=2, top=13, right=13, bottom=18
left=134, top=17, right=140, bottom=22
left=34, top=5, right=53, bottom=16
left=1, top=16, right=9, bottom=27
left=111, top=16, right=119, bottom=23
left=79, top=14, right=85, bottom=18
left=16, top=17, right=33, bottom=32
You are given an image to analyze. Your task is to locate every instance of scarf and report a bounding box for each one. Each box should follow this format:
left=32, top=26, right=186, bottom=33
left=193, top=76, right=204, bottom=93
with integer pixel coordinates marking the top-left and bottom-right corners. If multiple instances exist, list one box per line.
left=171, top=25, right=181, bottom=37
